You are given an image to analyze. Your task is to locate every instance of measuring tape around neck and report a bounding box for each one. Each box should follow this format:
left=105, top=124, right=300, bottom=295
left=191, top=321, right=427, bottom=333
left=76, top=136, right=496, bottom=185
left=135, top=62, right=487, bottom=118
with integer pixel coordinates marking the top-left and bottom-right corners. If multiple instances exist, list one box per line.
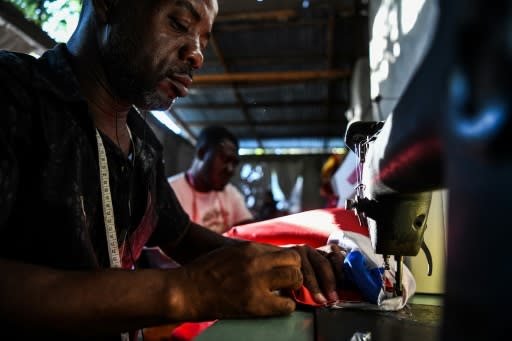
left=95, top=128, right=124, bottom=268
left=95, top=128, right=131, bottom=341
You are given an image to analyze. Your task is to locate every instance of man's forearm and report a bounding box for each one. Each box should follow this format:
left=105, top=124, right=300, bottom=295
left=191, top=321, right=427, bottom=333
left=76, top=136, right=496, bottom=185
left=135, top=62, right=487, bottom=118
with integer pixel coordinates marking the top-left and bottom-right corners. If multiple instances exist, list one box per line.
left=0, top=259, right=182, bottom=335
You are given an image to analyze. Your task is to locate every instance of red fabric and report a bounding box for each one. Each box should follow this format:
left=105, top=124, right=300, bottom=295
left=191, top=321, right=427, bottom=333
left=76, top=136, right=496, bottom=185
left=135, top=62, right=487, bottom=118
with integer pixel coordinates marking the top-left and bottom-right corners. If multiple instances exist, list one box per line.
left=170, top=321, right=217, bottom=341
left=225, top=208, right=368, bottom=247
left=170, top=208, right=368, bottom=340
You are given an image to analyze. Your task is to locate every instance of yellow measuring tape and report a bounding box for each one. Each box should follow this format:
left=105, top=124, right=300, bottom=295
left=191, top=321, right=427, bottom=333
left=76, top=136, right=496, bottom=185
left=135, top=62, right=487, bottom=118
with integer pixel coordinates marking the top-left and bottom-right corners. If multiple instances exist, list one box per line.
left=95, top=128, right=131, bottom=341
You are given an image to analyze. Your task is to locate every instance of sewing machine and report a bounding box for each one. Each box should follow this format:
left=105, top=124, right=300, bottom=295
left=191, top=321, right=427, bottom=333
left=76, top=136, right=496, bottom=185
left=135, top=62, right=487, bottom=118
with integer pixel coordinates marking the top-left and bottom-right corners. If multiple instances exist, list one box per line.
left=342, top=0, right=512, bottom=339
left=344, top=120, right=434, bottom=297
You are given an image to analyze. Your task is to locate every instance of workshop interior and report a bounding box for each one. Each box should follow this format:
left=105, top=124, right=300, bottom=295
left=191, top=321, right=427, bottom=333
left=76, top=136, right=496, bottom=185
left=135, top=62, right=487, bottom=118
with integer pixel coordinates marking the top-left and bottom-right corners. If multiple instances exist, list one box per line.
left=1, top=0, right=510, bottom=339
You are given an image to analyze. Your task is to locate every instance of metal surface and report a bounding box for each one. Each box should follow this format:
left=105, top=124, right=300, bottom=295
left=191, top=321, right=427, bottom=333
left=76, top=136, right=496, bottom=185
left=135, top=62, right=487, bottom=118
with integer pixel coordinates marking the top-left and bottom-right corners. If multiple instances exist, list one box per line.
left=314, top=304, right=441, bottom=341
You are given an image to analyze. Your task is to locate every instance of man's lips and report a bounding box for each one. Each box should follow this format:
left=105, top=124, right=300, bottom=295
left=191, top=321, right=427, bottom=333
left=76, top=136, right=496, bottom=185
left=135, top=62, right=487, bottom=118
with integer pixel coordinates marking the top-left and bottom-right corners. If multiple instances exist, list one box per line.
left=157, top=73, right=192, bottom=99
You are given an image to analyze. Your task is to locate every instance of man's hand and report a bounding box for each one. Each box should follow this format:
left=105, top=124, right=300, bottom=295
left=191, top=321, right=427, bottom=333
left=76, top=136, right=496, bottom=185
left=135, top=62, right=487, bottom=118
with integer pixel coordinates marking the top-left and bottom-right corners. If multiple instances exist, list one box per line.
left=292, top=244, right=346, bottom=305
left=168, top=241, right=303, bottom=322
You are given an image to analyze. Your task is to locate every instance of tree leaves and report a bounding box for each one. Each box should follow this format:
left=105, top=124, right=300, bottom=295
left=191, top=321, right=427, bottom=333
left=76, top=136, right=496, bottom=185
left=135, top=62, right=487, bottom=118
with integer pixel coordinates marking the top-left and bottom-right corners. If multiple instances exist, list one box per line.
left=6, top=0, right=82, bottom=41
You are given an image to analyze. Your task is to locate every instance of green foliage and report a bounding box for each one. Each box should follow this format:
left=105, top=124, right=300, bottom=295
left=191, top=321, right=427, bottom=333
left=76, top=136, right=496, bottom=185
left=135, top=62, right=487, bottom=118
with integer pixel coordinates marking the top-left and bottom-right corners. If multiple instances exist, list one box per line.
left=6, top=0, right=82, bottom=41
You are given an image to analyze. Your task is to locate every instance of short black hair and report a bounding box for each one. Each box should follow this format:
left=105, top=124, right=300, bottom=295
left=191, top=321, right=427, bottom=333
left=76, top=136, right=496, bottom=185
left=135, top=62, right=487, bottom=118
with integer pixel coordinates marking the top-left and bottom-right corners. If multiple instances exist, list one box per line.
left=195, top=125, right=239, bottom=151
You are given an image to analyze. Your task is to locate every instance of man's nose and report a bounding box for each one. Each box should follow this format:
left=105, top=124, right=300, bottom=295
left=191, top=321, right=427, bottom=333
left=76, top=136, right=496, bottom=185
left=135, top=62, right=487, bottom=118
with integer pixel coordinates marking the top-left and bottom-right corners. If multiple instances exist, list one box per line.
left=182, top=38, right=204, bottom=70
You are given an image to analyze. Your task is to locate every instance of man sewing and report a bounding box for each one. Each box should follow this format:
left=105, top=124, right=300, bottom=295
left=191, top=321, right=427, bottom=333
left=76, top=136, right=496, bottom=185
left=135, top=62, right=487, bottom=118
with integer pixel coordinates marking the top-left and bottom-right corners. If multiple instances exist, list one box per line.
left=0, top=0, right=340, bottom=340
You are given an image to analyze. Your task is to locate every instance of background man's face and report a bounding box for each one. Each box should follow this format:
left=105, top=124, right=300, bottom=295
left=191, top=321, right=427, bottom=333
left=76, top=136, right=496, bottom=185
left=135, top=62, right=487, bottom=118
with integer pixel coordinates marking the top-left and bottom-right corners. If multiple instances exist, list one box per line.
left=204, top=140, right=240, bottom=191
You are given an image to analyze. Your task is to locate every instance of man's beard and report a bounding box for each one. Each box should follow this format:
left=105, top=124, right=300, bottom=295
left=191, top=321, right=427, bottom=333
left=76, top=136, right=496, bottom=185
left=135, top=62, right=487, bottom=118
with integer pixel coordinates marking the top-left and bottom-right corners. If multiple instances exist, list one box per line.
left=100, top=31, right=172, bottom=110
left=138, top=88, right=174, bottom=111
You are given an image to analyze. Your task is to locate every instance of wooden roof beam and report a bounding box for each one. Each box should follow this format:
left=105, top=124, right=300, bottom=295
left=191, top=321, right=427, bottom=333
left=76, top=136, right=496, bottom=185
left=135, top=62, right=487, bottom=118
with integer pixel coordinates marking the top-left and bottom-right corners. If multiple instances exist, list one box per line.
left=174, top=99, right=348, bottom=109
left=216, top=9, right=298, bottom=23
left=192, top=69, right=351, bottom=86
left=215, top=8, right=358, bottom=24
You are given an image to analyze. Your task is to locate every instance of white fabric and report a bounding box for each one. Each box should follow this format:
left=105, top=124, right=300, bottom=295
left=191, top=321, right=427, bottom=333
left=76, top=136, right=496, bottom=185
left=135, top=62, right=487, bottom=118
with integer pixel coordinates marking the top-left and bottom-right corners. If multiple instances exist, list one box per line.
left=168, top=173, right=253, bottom=234
left=322, top=230, right=416, bottom=311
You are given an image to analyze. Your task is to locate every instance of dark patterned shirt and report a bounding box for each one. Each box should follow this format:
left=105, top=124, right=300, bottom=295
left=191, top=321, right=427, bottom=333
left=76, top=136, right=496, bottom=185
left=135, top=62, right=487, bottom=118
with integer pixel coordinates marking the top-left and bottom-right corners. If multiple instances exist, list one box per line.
left=0, top=44, right=190, bottom=339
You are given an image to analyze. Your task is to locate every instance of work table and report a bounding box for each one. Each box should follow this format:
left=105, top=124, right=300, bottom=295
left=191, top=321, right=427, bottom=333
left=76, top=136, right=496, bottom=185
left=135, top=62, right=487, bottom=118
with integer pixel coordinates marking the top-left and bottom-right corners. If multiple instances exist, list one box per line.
left=195, top=298, right=442, bottom=341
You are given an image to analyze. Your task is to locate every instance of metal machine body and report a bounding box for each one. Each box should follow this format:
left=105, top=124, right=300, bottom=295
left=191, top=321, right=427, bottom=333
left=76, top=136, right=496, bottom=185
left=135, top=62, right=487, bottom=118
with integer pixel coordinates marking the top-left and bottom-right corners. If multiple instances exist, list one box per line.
left=344, top=1, right=512, bottom=339
left=345, top=120, right=433, bottom=297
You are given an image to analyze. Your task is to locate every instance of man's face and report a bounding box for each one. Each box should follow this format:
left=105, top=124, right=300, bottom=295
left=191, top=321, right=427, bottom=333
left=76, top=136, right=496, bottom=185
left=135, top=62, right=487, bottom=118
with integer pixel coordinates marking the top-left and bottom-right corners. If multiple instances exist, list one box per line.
left=203, top=139, right=240, bottom=191
left=100, top=0, right=218, bottom=110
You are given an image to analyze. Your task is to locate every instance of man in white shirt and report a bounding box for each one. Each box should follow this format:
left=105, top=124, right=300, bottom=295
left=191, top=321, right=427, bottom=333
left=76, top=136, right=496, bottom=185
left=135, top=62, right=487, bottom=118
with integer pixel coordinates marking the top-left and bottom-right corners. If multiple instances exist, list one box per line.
left=168, top=126, right=254, bottom=234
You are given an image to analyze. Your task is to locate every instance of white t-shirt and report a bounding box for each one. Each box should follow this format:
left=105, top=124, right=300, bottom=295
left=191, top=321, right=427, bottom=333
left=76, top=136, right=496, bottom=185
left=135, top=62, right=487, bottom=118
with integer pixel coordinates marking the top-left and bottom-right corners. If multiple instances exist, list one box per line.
left=168, top=173, right=254, bottom=234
